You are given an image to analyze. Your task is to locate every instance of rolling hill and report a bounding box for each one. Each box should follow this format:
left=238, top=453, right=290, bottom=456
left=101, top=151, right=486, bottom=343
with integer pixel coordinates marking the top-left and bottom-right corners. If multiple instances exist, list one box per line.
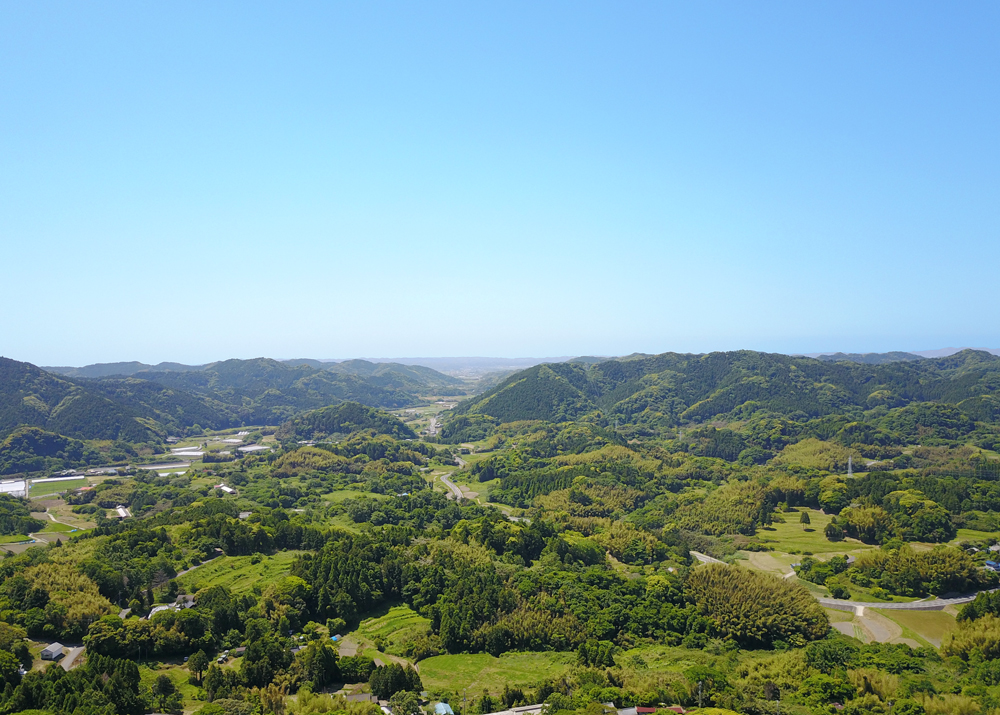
left=324, top=359, right=466, bottom=395
left=450, top=349, right=1000, bottom=430
left=0, top=357, right=158, bottom=443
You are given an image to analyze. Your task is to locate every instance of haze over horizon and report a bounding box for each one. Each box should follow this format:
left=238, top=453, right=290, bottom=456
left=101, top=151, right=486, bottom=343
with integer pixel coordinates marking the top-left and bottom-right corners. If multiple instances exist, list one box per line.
left=3, top=2, right=999, bottom=365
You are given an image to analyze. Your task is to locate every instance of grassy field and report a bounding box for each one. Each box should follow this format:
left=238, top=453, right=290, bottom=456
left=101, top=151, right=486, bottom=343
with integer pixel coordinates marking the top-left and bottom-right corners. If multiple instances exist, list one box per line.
left=30, top=478, right=87, bottom=497
left=872, top=609, right=957, bottom=648
left=952, top=528, right=999, bottom=544
left=418, top=652, right=576, bottom=696
left=0, top=534, right=31, bottom=544
left=139, top=661, right=201, bottom=714
left=177, top=551, right=304, bottom=594
left=356, top=605, right=430, bottom=653
left=755, top=508, right=875, bottom=557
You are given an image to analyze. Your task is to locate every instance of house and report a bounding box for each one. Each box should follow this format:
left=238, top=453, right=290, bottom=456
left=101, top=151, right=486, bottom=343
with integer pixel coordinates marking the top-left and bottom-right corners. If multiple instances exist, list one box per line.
left=985, top=561, right=1000, bottom=572
left=214, top=484, right=236, bottom=494
left=232, top=646, right=246, bottom=657
left=41, top=643, right=64, bottom=661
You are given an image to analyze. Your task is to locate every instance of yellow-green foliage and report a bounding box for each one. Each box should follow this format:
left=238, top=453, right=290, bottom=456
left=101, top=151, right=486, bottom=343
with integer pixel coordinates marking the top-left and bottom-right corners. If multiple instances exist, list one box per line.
left=848, top=667, right=899, bottom=701
left=731, top=650, right=812, bottom=701
left=273, top=447, right=349, bottom=477
left=915, top=693, right=985, bottom=715
left=772, top=438, right=860, bottom=472
left=590, top=521, right=668, bottom=564
left=686, top=564, right=828, bottom=647
left=24, top=562, right=114, bottom=631
left=677, top=481, right=771, bottom=536
left=853, top=544, right=986, bottom=596
left=551, top=444, right=660, bottom=472
left=943, top=613, right=1000, bottom=660
left=838, top=505, right=895, bottom=543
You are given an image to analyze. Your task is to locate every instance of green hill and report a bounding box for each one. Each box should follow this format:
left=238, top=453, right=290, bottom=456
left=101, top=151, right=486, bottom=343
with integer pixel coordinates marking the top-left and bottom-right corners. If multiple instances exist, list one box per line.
left=276, top=402, right=417, bottom=442
left=0, top=357, right=157, bottom=443
left=452, top=349, right=1000, bottom=431
left=43, top=361, right=204, bottom=378
left=137, top=357, right=418, bottom=423
left=326, top=359, right=466, bottom=395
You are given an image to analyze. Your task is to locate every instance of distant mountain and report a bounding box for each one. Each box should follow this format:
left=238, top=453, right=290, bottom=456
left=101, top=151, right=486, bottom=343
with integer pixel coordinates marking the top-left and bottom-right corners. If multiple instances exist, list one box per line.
left=450, top=349, right=1000, bottom=429
left=0, top=357, right=158, bottom=442
left=359, top=357, right=576, bottom=378
left=325, top=359, right=466, bottom=395
left=44, top=361, right=205, bottom=378
left=276, top=402, right=417, bottom=442
left=912, top=347, right=1000, bottom=358
left=134, top=357, right=417, bottom=423
left=812, top=352, right=924, bottom=365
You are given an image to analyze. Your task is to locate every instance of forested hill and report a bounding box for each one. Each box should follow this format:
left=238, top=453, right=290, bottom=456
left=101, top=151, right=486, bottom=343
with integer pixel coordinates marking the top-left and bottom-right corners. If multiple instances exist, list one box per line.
left=134, top=358, right=416, bottom=422
left=43, top=361, right=205, bottom=378
left=451, top=349, right=1000, bottom=428
left=0, top=357, right=157, bottom=442
left=325, top=359, right=467, bottom=395
left=276, top=401, right=417, bottom=442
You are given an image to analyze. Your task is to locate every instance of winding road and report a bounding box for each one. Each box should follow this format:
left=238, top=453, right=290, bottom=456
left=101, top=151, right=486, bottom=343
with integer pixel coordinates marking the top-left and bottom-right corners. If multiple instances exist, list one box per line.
left=692, top=551, right=990, bottom=612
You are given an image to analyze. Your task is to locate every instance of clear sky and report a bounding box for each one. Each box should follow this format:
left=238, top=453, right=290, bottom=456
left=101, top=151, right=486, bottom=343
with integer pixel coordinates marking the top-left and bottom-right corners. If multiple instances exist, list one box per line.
left=2, top=2, right=999, bottom=365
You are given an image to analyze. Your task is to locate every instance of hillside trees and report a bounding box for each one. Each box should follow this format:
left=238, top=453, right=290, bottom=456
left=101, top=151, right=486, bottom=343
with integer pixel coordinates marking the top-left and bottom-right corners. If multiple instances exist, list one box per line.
left=686, top=565, right=828, bottom=647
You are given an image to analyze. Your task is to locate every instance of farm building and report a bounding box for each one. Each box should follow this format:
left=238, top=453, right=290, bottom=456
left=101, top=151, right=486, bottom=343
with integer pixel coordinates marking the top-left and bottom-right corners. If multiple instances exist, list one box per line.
left=40, top=643, right=64, bottom=661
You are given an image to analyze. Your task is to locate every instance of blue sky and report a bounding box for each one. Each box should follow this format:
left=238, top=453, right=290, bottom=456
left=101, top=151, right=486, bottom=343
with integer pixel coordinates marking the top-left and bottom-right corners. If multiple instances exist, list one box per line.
left=2, top=2, right=998, bottom=365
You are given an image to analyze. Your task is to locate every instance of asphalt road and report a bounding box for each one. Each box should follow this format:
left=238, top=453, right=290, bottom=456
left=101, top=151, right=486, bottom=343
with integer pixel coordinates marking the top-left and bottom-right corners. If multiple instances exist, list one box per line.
left=440, top=474, right=464, bottom=500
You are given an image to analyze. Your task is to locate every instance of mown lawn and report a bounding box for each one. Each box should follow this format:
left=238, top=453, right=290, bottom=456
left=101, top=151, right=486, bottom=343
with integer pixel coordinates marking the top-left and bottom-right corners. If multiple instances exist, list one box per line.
left=418, top=652, right=576, bottom=696
left=177, top=551, right=304, bottom=594
left=139, top=661, right=202, bottom=713
left=755, top=508, right=874, bottom=557
left=873, top=609, right=957, bottom=647
left=358, top=605, right=430, bottom=642
left=30, top=478, right=87, bottom=497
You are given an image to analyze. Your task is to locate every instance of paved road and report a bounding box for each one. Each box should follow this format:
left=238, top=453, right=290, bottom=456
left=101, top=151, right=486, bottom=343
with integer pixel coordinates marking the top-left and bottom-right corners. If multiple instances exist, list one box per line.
left=428, top=417, right=439, bottom=436
left=61, top=645, right=85, bottom=671
left=819, top=594, right=983, bottom=611
left=690, top=551, right=726, bottom=565
left=692, top=551, right=990, bottom=612
left=440, top=474, right=464, bottom=500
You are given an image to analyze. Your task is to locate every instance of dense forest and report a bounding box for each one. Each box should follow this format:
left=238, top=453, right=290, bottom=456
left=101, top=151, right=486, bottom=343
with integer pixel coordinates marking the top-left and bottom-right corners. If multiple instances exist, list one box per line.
left=1, top=349, right=1000, bottom=715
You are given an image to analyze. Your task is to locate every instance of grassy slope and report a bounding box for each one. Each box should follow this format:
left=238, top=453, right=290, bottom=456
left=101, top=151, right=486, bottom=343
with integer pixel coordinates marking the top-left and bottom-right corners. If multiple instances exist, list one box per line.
left=29, top=478, right=87, bottom=497
left=418, top=652, right=576, bottom=696
left=176, top=551, right=304, bottom=594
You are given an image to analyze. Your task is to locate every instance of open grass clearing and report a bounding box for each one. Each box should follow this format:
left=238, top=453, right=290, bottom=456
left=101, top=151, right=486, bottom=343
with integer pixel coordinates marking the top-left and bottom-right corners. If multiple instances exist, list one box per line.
left=418, top=651, right=576, bottom=696
left=139, top=661, right=202, bottom=713
left=356, top=605, right=430, bottom=654
left=952, top=528, right=999, bottom=544
left=756, top=508, right=874, bottom=557
left=872, top=609, right=957, bottom=648
left=30, top=477, right=87, bottom=497
left=177, top=551, right=304, bottom=594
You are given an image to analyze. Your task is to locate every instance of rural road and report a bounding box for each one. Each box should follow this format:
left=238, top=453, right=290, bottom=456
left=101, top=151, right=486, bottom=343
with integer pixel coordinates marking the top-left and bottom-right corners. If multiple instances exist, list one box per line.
left=440, top=474, right=464, bottom=500
left=61, top=645, right=85, bottom=670
left=692, top=551, right=990, bottom=612
left=428, top=417, right=438, bottom=436
left=690, top=551, right=726, bottom=565
left=819, top=593, right=984, bottom=612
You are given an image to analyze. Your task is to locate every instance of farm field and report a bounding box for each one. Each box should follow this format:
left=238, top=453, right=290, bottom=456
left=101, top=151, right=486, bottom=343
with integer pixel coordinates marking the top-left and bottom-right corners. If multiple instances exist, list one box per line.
left=872, top=608, right=958, bottom=648
left=176, top=551, right=304, bottom=594
left=356, top=605, right=430, bottom=651
left=418, top=651, right=576, bottom=696
left=755, top=508, right=874, bottom=556
left=30, top=477, right=87, bottom=497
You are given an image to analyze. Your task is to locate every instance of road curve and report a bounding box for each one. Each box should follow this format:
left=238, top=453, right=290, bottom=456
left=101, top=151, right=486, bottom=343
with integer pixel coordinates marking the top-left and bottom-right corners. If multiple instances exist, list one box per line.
left=690, top=551, right=726, bottom=565
left=691, top=551, right=991, bottom=612
left=440, top=474, right=464, bottom=500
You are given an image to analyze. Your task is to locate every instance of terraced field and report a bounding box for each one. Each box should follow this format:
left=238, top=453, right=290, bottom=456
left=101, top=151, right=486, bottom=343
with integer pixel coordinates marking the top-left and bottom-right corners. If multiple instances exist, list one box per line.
left=176, top=551, right=305, bottom=594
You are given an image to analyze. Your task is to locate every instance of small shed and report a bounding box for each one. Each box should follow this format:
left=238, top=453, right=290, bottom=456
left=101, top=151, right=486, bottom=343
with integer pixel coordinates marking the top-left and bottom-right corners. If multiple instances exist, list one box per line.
left=435, top=704, right=455, bottom=715
left=41, top=643, right=64, bottom=661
